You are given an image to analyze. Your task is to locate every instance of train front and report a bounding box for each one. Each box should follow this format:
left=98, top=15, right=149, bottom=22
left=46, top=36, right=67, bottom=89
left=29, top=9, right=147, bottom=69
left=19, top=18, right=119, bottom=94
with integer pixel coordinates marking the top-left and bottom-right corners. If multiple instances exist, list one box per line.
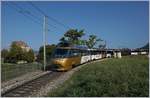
left=50, top=48, right=70, bottom=71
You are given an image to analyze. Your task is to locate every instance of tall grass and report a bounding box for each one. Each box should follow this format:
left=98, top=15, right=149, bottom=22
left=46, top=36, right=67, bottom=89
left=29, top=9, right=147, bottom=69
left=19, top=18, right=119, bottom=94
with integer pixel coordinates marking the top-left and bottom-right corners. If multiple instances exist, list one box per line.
left=1, top=63, right=42, bottom=82
left=48, top=55, right=149, bottom=97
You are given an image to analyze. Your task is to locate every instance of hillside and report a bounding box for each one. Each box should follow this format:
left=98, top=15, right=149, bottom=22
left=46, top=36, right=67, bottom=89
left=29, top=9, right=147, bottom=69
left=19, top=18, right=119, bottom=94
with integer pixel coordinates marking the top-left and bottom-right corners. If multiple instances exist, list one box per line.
left=48, top=55, right=149, bottom=97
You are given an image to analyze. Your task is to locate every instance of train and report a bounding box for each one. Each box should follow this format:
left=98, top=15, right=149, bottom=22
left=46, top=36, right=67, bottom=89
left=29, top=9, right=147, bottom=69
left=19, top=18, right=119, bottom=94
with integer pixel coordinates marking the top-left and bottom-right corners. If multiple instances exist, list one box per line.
left=49, top=45, right=107, bottom=71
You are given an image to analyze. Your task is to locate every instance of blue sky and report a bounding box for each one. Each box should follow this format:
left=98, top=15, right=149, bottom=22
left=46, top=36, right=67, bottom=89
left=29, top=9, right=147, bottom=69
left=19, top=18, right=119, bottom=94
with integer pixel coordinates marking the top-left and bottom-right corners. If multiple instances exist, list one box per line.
left=2, top=1, right=149, bottom=50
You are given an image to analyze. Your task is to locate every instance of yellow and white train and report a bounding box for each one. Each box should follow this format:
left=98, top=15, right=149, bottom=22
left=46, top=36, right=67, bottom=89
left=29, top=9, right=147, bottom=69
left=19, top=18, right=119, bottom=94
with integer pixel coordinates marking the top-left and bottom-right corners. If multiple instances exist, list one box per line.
left=49, top=46, right=106, bottom=71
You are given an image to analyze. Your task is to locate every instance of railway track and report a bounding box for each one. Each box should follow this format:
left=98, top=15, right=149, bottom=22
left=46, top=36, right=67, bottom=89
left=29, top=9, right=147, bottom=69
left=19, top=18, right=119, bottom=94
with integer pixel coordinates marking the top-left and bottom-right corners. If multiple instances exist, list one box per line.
left=2, top=71, right=64, bottom=97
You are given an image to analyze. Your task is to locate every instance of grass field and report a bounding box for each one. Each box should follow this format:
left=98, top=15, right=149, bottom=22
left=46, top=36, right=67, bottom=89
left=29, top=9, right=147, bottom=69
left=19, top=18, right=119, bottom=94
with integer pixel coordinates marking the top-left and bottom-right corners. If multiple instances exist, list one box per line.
left=48, top=55, right=149, bottom=97
left=1, top=63, right=42, bottom=82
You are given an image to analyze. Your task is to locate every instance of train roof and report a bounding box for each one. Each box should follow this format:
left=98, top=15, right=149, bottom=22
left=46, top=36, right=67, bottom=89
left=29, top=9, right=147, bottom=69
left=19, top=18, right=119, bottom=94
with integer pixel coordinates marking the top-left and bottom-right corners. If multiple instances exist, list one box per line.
left=57, top=41, right=89, bottom=49
left=56, top=47, right=107, bottom=52
left=56, top=46, right=88, bottom=50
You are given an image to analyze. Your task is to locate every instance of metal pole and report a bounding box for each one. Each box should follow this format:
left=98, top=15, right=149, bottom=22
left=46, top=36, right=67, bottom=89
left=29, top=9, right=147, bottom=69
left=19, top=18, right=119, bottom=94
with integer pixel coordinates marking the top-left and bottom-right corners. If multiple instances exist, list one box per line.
left=105, top=40, right=107, bottom=57
left=43, top=16, right=47, bottom=71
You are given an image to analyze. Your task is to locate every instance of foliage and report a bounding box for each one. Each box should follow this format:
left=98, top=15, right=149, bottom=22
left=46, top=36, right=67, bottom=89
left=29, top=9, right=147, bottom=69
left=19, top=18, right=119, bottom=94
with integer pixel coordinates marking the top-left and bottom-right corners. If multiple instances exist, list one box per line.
left=6, top=43, right=24, bottom=63
left=60, top=29, right=85, bottom=45
left=37, top=44, right=56, bottom=63
left=4, top=41, right=35, bottom=63
left=86, top=35, right=101, bottom=48
left=48, top=56, right=149, bottom=97
left=59, top=29, right=103, bottom=48
left=1, top=49, right=9, bottom=60
left=98, top=40, right=106, bottom=49
left=76, top=40, right=87, bottom=45
left=59, top=37, right=67, bottom=42
left=25, top=49, right=35, bottom=63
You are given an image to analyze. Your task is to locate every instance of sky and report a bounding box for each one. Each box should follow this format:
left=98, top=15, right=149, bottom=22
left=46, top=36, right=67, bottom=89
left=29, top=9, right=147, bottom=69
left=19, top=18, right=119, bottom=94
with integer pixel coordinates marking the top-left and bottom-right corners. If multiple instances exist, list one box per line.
left=1, top=1, right=149, bottom=51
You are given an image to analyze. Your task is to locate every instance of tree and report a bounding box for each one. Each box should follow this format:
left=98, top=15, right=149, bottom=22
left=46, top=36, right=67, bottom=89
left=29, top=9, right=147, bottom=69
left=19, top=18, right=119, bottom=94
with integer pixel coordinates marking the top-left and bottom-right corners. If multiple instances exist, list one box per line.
left=62, top=29, right=85, bottom=45
left=86, top=35, right=101, bottom=48
left=77, top=40, right=86, bottom=45
left=99, top=40, right=106, bottom=49
left=1, top=49, right=9, bottom=59
left=25, top=49, right=35, bottom=63
left=7, top=43, right=24, bottom=63
left=5, top=41, right=35, bottom=63
left=59, top=36, right=66, bottom=42
left=37, top=44, right=56, bottom=63
left=1, top=49, right=9, bottom=63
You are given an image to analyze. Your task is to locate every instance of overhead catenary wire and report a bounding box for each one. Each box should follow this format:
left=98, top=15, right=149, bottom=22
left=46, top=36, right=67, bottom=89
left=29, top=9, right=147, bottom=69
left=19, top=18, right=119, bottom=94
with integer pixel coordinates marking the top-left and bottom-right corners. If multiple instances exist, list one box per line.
left=28, top=1, right=71, bottom=30
left=15, top=3, right=58, bottom=30
left=11, top=3, right=51, bottom=32
left=10, top=2, right=60, bottom=31
left=9, top=2, right=43, bottom=27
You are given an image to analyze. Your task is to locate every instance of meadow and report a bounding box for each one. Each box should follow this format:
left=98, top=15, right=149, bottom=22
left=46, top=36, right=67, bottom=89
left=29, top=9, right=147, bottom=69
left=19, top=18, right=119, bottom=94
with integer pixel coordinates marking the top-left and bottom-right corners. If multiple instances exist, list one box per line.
left=48, top=55, right=149, bottom=97
left=1, top=63, right=42, bottom=82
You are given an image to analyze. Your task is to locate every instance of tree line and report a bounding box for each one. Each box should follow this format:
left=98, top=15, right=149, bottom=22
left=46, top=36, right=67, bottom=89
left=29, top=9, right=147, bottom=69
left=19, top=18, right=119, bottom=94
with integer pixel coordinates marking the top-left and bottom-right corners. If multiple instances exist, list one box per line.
left=1, top=41, right=35, bottom=63
left=59, top=29, right=104, bottom=48
left=1, top=29, right=105, bottom=63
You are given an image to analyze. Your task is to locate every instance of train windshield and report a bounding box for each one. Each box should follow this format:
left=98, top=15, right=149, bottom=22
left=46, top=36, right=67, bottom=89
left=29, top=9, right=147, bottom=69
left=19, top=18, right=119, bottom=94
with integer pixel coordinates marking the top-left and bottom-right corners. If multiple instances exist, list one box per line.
left=53, top=48, right=69, bottom=58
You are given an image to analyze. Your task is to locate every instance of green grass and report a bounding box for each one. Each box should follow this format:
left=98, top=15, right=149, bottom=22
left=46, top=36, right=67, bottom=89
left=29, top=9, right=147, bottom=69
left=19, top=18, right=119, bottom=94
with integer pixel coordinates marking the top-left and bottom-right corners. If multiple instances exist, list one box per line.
left=48, top=55, right=149, bottom=97
left=1, top=63, right=42, bottom=82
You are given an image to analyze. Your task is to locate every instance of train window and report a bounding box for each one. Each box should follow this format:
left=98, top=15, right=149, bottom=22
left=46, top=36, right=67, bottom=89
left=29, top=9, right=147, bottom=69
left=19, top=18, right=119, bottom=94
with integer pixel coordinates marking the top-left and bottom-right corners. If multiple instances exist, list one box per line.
left=68, top=49, right=79, bottom=57
left=53, top=48, right=69, bottom=58
left=72, top=49, right=78, bottom=56
left=80, top=50, right=84, bottom=56
left=83, top=50, right=86, bottom=56
left=84, top=50, right=87, bottom=56
left=77, top=49, right=82, bottom=56
left=91, top=50, right=94, bottom=55
left=88, top=50, right=91, bottom=55
left=78, top=49, right=82, bottom=56
left=85, top=50, right=89, bottom=55
left=80, top=49, right=89, bottom=56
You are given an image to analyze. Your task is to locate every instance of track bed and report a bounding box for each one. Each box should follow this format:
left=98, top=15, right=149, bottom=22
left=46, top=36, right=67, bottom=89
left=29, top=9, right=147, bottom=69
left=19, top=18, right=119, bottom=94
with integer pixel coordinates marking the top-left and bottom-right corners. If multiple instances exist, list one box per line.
left=2, top=72, right=63, bottom=97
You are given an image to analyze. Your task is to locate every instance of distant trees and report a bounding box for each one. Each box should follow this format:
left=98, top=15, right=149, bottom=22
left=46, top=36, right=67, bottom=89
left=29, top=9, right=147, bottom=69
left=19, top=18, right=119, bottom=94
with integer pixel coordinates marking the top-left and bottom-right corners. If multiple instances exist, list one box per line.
left=86, top=35, right=102, bottom=48
left=99, top=40, right=106, bottom=49
left=1, top=49, right=9, bottom=59
left=2, top=41, right=35, bottom=63
left=25, top=49, right=35, bottom=63
left=1, top=49, right=9, bottom=63
left=37, top=44, right=56, bottom=63
left=59, top=29, right=103, bottom=49
left=2, top=29, right=105, bottom=64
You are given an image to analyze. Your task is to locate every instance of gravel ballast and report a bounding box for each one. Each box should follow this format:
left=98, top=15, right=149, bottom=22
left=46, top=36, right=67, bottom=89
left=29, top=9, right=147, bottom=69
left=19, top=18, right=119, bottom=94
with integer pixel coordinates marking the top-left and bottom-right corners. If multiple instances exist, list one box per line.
left=1, top=71, right=51, bottom=95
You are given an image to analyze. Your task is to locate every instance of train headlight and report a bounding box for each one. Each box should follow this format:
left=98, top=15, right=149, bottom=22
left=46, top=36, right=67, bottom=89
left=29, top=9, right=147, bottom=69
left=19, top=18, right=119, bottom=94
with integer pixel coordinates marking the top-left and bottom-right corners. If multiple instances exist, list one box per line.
left=59, top=59, right=65, bottom=62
